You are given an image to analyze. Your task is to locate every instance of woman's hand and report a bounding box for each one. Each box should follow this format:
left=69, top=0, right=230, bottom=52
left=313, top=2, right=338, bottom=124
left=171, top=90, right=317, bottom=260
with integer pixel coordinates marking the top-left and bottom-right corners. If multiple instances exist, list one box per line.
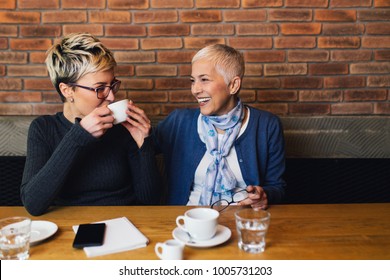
left=121, top=100, right=152, bottom=148
left=238, top=185, right=268, bottom=210
left=80, top=106, right=114, bottom=138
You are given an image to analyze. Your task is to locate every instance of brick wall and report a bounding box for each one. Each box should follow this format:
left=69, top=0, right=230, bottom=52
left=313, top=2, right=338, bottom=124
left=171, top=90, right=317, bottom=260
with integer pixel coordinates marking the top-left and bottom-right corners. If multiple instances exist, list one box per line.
left=0, top=0, right=389, bottom=117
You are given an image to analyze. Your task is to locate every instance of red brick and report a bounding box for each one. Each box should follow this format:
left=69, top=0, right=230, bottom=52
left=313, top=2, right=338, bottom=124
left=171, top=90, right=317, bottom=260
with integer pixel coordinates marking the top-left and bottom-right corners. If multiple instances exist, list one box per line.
left=178, top=65, right=191, bottom=76
left=0, top=0, right=16, bottom=9
left=0, top=25, right=17, bottom=37
left=62, top=0, right=105, bottom=8
left=374, top=103, right=390, bottom=114
left=366, top=23, right=390, bottom=35
left=192, top=24, right=234, bottom=36
left=115, top=52, right=155, bottom=63
left=137, top=65, right=177, bottom=77
left=158, top=51, right=195, bottom=63
left=224, top=10, right=266, bottom=22
left=30, top=52, right=48, bottom=64
left=0, top=104, right=33, bottom=115
left=237, top=24, right=278, bottom=35
left=351, top=62, right=390, bottom=74
left=344, top=89, right=387, bottom=101
left=323, top=24, right=364, bottom=35
left=142, top=38, right=182, bottom=50
left=269, top=9, right=312, bottom=22
left=115, top=65, right=135, bottom=77
left=331, top=50, right=372, bottom=61
left=106, top=25, right=146, bottom=37
left=63, top=24, right=103, bottom=36
left=100, top=38, right=138, bottom=50
left=258, top=90, right=297, bottom=102
left=275, top=37, right=316, bottom=49
left=318, top=37, right=360, bottom=48
left=121, top=78, right=153, bottom=90
left=245, top=64, right=263, bottom=76
left=229, top=38, right=272, bottom=49
left=0, top=39, right=7, bottom=49
left=180, top=10, right=222, bottom=23
left=0, top=52, right=28, bottom=64
left=24, top=79, right=53, bottom=90
left=242, top=0, right=283, bottom=7
left=43, top=11, right=87, bottom=23
left=10, top=39, right=52, bottom=51
left=150, top=25, right=190, bottom=36
left=282, top=77, right=323, bottom=88
left=196, top=0, right=239, bottom=8
left=375, top=0, right=390, bottom=7
left=359, top=10, right=390, bottom=21
left=243, top=77, right=280, bottom=89
left=289, top=104, right=330, bottom=115
left=244, top=51, right=285, bottom=63
left=331, top=103, right=373, bottom=115
left=0, top=91, right=42, bottom=102
left=33, top=104, right=63, bottom=115
left=161, top=103, right=197, bottom=115
left=324, top=76, right=365, bottom=88
left=19, top=0, right=59, bottom=9
left=0, top=66, right=5, bottom=76
left=309, top=63, right=348, bottom=75
left=368, top=76, right=390, bottom=87
left=43, top=92, right=62, bottom=103
left=331, top=0, right=372, bottom=7
left=239, top=90, right=257, bottom=102
left=8, top=66, right=47, bottom=77
left=89, top=11, right=130, bottom=23
left=375, top=50, right=390, bottom=61
left=138, top=103, right=162, bottom=116
left=0, top=78, right=22, bottom=90
left=108, top=0, right=148, bottom=9
left=151, top=0, right=193, bottom=8
left=0, top=12, right=40, bottom=23
left=20, top=26, right=61, bottom=37
left=362, top=37, right=390, bottom=48
left=184, top=38, right=225, bottom=49
left=170, top=90, right=195, bottom=102
left=286, top=0, right=328, bottom=7
left=129, top=91, right=168, bottom=102
left=288, top=50, right=329, bottom=62
left=252, top=103, right=288, bottom=115
left=134, top=11, right=177, bottom=23
left=264, top=63, right=307, bottom=76
left=299, top=90, right=342, bottom=102
left=155, top=78, right=191, bottom=89
left=315, top=10, right=356, bottom=22
left=280, top=23, right=321, bottom=35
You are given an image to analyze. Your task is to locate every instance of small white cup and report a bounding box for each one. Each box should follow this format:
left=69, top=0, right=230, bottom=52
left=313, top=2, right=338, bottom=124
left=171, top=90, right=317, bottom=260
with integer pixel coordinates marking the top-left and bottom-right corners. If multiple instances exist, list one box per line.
left=155, top=239, right=184, bottom=260
left=108, top=99, right=129, bottom=124
left=176, top=208, right=219, bottom=241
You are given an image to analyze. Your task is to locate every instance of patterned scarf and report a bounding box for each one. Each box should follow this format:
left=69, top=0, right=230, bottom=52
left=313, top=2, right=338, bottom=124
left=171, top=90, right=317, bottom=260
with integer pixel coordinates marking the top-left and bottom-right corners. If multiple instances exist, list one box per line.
left=197, top=100, right=244, bottom=205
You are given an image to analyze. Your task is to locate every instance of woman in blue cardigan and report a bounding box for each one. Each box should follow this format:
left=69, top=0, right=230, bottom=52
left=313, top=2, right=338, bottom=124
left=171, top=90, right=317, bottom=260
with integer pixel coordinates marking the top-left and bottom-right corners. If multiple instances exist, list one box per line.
left=154, top=44, right=286, bottom=209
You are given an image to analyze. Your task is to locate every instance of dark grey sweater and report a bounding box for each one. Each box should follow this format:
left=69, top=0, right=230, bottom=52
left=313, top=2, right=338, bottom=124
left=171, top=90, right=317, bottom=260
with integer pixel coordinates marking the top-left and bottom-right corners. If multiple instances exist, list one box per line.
left=21, top=112, right=161, bottom=216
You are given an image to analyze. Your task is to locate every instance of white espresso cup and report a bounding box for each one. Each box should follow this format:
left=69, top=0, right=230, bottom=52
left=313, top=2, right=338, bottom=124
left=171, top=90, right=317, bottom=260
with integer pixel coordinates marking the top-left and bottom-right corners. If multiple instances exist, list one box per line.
left=176, top=208, right=219, bottom=241
left=108, top=99, right=129, bottom=124
left=155, top=239, right=184, bottom=260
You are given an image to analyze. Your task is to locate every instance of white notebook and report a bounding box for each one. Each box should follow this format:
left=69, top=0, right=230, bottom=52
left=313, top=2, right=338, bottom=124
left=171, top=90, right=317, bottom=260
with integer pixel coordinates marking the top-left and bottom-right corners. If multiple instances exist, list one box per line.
left=72, top=216, right=149, bottom=258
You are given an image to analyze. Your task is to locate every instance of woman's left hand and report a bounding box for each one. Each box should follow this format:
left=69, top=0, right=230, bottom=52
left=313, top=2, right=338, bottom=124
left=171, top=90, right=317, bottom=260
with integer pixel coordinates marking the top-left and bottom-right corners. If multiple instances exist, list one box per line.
left=121, top=100, right=152, bottom=148
left=238, top=185, right=268, bottom=210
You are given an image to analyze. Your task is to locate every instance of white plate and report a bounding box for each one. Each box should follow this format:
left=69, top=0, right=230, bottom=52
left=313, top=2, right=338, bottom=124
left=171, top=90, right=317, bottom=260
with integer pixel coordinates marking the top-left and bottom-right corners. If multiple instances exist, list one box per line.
left=172, top=224, right=231, bottom=248
left=30, top=221, right=58, bottom=246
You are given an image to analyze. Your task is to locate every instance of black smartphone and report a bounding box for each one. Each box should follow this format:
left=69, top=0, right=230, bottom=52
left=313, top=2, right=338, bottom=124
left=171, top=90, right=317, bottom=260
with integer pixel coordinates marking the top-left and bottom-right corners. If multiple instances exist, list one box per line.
left=72, top=223, right=106, bottom=249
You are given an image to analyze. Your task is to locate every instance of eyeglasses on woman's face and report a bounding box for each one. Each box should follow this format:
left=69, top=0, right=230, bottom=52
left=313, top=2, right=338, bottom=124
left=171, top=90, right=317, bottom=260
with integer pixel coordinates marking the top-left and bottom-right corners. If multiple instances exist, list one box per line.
left=68, top=79, right=121, bottom=99
left=210, top=189, right=250, bottom=212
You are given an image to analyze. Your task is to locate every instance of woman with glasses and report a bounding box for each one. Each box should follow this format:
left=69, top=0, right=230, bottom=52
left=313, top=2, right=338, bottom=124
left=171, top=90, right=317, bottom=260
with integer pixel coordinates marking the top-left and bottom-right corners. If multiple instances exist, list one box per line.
left=21, top=33, right=161, bottom=216
left=154, top=44, right=286, bottom=210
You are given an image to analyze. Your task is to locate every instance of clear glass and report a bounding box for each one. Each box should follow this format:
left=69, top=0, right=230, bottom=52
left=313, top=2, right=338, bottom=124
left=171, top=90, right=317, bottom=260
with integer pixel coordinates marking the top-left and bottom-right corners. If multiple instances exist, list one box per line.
left=0, top=216, right=31, bottom=260
left=211, top=189, right=250, bottom=212
left=235, top=208, right=270, bottom=253
left=68, top=79, right=121, bottom=99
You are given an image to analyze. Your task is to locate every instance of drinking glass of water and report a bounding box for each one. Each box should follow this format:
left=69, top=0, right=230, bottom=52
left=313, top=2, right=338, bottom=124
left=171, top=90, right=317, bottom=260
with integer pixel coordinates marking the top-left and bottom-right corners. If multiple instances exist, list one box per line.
left=0, top=217, right=31, bottom=260
left=235, top=208, right=271, bottom=253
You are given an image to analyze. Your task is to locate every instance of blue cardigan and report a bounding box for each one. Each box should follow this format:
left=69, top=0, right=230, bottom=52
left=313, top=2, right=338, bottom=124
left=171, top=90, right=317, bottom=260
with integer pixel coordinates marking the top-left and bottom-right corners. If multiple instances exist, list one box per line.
left=153, top=106, right=286, bottom=205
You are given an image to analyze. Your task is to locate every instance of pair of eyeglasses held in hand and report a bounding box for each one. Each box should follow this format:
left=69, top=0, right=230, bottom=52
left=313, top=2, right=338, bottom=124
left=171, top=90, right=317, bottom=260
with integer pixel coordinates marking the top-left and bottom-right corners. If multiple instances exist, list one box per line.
left=211, top=189, right=252, bottom=212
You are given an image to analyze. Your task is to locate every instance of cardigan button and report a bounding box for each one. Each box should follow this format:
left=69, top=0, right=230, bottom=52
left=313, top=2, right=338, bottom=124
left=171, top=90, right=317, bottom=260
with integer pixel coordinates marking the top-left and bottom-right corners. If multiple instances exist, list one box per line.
left=239, top=159, right=243, bottom=162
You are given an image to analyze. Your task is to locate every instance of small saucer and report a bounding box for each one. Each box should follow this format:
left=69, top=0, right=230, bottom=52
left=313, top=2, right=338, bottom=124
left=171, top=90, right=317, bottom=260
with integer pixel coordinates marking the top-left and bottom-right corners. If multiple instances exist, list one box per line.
left=30, top=221, right=58, bottom=246
left=172, top=225, right=231, bottom=248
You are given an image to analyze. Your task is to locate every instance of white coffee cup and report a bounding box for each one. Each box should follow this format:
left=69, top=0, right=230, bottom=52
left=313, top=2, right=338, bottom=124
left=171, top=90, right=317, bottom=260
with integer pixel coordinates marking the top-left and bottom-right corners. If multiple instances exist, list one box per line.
left=176, top=208, right=219, bottom=241
left=155, top=239, right=184, bottom=260
left=108, top=99, right=129, bottom=124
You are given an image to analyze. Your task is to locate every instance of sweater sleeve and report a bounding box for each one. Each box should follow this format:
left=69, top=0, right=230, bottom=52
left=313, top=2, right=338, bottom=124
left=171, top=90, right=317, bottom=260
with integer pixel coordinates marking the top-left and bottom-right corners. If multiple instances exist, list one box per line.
left=20, top=118, right=97, bottom=216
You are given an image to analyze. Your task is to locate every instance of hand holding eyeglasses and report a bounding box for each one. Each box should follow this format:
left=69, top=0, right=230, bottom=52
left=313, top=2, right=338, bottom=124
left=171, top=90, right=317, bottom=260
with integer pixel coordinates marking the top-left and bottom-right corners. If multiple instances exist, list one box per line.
left=238, top=185, right=268, bottom=210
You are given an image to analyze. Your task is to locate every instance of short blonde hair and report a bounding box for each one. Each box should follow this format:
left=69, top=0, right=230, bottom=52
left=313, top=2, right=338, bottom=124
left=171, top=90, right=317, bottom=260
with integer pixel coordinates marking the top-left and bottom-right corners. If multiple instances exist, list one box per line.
left=192, top=44, right=245, bottom=85
left=45, top=33, right=116, bottom=102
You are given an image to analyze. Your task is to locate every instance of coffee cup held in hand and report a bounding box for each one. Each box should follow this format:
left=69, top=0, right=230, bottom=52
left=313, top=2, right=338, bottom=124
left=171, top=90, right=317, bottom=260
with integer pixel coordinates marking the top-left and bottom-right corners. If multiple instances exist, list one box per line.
left=108, top=99, right=128, bottom=124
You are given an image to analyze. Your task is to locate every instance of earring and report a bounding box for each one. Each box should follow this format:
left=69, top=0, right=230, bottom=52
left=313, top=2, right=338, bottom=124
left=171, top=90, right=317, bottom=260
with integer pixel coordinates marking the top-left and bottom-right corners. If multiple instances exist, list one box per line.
left=69, top=98, right=74, bottom=103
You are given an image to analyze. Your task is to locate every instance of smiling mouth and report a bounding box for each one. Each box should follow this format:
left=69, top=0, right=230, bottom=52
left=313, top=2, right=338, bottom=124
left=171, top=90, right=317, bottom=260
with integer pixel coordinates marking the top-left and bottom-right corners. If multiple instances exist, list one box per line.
left=197, top=97, right=211, bottom=105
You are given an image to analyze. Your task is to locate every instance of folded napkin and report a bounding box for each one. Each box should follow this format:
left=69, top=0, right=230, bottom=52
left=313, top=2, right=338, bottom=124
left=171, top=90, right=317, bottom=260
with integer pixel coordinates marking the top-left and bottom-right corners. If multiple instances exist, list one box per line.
left=72, top=216, right=149, bottom=258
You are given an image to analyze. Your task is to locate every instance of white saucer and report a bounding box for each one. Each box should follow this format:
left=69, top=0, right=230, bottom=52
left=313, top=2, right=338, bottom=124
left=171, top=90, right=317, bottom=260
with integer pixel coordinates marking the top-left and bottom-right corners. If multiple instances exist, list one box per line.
left=30, top=221, right=58, bottom=246
left=172, top=224, right=231, bottom=248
